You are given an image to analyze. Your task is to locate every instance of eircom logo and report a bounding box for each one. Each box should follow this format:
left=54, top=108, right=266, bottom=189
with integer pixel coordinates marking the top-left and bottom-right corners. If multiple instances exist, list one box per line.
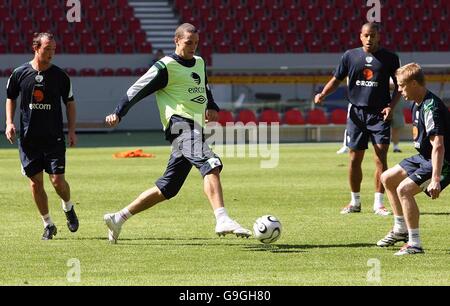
left=29, top=103, right=52, bottom=110
left=356, top=80, right=378, bottom=87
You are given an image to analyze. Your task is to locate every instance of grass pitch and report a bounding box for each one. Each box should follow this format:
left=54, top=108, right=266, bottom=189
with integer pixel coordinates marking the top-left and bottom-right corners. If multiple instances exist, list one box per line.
left=0, top=141, right=449, bottom=285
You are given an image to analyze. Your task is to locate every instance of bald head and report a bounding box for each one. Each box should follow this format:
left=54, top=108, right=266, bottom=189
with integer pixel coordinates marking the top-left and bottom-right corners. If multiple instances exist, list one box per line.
left=361, top=22, right=380, bottom=33
left=360, top=23, right=380, bottom=53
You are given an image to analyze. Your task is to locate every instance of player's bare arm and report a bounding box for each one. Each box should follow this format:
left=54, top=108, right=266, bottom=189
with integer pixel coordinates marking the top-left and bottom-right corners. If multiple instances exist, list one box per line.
left=66, top=101, right=77, bottom=147
left=205, top=109, right=218, bottom=123
left=428, top=135, right=445, bottom=199
left=5, top=99, right=16, bottom=144
left=382, top=89, right=401, bottom=121
left=314, top=77, right=342, bottom=104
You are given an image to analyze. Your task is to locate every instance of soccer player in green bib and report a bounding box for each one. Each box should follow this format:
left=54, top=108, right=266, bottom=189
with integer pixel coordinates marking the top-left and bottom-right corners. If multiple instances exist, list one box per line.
left=103, top=23, right=251, bottom=243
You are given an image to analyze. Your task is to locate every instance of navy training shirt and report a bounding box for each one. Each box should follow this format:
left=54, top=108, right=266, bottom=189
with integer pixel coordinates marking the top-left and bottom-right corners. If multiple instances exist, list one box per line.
left=6, top=62, right=74, bottom=144
left=412, top=91, right=450, bottom=162
left=334, top=47, right=400, bottom=109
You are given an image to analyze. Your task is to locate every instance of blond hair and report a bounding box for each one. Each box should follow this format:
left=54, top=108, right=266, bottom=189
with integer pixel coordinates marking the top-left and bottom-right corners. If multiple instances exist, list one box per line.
left=396, top=63, right=426, bottom=86
left=175, top=23, right=198, bottom=39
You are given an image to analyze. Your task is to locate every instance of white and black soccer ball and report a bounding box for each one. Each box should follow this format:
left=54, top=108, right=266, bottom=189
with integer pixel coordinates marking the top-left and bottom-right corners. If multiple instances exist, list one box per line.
left=253, top=215, right=282, bottom=244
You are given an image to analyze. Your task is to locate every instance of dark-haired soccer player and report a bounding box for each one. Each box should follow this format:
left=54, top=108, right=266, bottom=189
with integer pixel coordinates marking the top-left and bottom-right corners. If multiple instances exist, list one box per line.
left=315, top=22, right=401, bottom=216
left=103, top=23, right=251, bottom=243
left=5, top=33, right=79, bottom=240
left=377, top=63, right=450, bottom=255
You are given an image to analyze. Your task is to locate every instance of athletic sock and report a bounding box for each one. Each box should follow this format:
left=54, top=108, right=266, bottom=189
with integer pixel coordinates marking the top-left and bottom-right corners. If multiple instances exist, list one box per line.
left=61, top=200, right=73, bottom=212
left=114, top=208, right=132, bottom=226
left=408, top=228, right=421, bottom=248
left=42, top=214, right=54, bottom=228
left=393, top=215, right=407, bottom=233
left=350, top=192, right=361, bottom=206
left=214, top=207, right=229, bottom=223
left=373, top=192, right=384, bottom=210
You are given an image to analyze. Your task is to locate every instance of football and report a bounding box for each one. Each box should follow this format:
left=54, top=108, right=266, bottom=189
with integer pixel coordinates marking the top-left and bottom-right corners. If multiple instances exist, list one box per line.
left=253, top=215, right=282, bottom=244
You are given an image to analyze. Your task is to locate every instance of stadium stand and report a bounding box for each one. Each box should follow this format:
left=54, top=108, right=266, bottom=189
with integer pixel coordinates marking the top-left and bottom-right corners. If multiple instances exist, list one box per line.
left=403, top=108, right=413, bottom=124
left=259, top=108, right=281, bottom=124
left=0, top=0, right=448, bottom=135
left=0, top=0, right=151, bottom=54
left=329, top=108, right=347, bottom=124
left=218, top=110, right=235, bottom=126
left=172, top=0, right=449, bottom=62
left=283, top=108, right=306, bottom=125
left=306, top=108, right=328, bottom=125
left=237, top=109, right=258, bottom=124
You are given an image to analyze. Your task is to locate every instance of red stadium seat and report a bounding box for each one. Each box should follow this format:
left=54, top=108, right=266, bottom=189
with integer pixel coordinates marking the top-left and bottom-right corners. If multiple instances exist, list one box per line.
left=98, top=68, right=115, bottom=76
left=128, top=18, right=141, bottom=32
left=11, top=42, right=26, bottom=53
left=84, top=42, right=98, bottom=53
left=307, top=109, right=328, bottom=125
left=237, top=109, right=257, bottom=124
left=16, top=5, right=28, bottom=20
left=102, top=42, right=116, bottom=53
left=3, top=17, right=17, bottom=33
left=121, top=42, right=134, bottom=53
left=64, top=68, right=78, bottom=76
left=134, top=31, right=147, bottom=44
left=116, top=30, right=129, bottom=44
left=403, top=108, right=413, bottom=124
left=134, top=67, right=148, bottom=76
left=104, top=7, right=118, bottom=20
left=116, top=68, right=133, bottom=76
left=66, top=42, right=81, bottom=53
left=79, top=30, right=93, bottom=45
left=283, top=109, right=305, bottom=125
left=330, top=109, right=347, bottom=124
left=218, top=110, right=234, bottom=126
left=138, top=42, right=152, bottom=53
left=79, top=68, right=97, bottom=76
left=259, top=109, right=280, bottom=124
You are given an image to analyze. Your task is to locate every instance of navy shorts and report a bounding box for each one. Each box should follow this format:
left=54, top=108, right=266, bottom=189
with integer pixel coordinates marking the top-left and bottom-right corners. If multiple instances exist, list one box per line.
left=399, top=154, right=450, bottom=196
left=19, top=138, right=66, bottom=178
left=155, top=122, right=223, bottom=199
left=346, top=104, right=391, bottom=150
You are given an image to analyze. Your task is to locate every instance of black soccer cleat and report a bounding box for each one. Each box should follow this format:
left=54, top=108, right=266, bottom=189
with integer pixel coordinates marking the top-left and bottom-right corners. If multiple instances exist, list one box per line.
left=42, top=224, right=58, bottom=240
left=65, top=207, right=79, bottom=233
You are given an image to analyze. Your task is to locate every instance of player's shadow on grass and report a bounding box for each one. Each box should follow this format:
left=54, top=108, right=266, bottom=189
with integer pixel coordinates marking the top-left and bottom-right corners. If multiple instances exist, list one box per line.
left=421, top=212, right=450, bottom=216
left=245, top=243, right=374, bottom=253
left=57, top=237, right=217, bottom=242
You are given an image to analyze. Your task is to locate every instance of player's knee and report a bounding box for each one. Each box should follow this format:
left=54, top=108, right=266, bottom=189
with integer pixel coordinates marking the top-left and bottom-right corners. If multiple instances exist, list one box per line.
left=207, top=167, right=221, bottom=177
left=50, top=175, right=66, bottom=189
left=30, top=180, right=44, bottom=192
left=396, top=181, right=412, bottom=198
left=349, top=153, right=363, bottom=165
left=381, top=171, right=393, bottom=187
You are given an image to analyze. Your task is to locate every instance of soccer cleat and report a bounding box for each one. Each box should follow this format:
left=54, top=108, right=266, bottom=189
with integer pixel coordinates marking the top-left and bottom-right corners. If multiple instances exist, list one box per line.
left=215, top=219, right=252, bottom=238
left=340, top=204, right=361, bottom=214
left=103, top=213, right=122, bottom=244
left=374, top=207, right=392, bottom=216
left=394, top=244, right=424, bottom=256
left=42, top=224, right=57, bottom=240
left=64, top=207, right=79, bottom=232
left=393, top=148, right=402, bottom=153
left=377, top=229, right=408, bottom=247
left=336, top=146, right=349, bottom=154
